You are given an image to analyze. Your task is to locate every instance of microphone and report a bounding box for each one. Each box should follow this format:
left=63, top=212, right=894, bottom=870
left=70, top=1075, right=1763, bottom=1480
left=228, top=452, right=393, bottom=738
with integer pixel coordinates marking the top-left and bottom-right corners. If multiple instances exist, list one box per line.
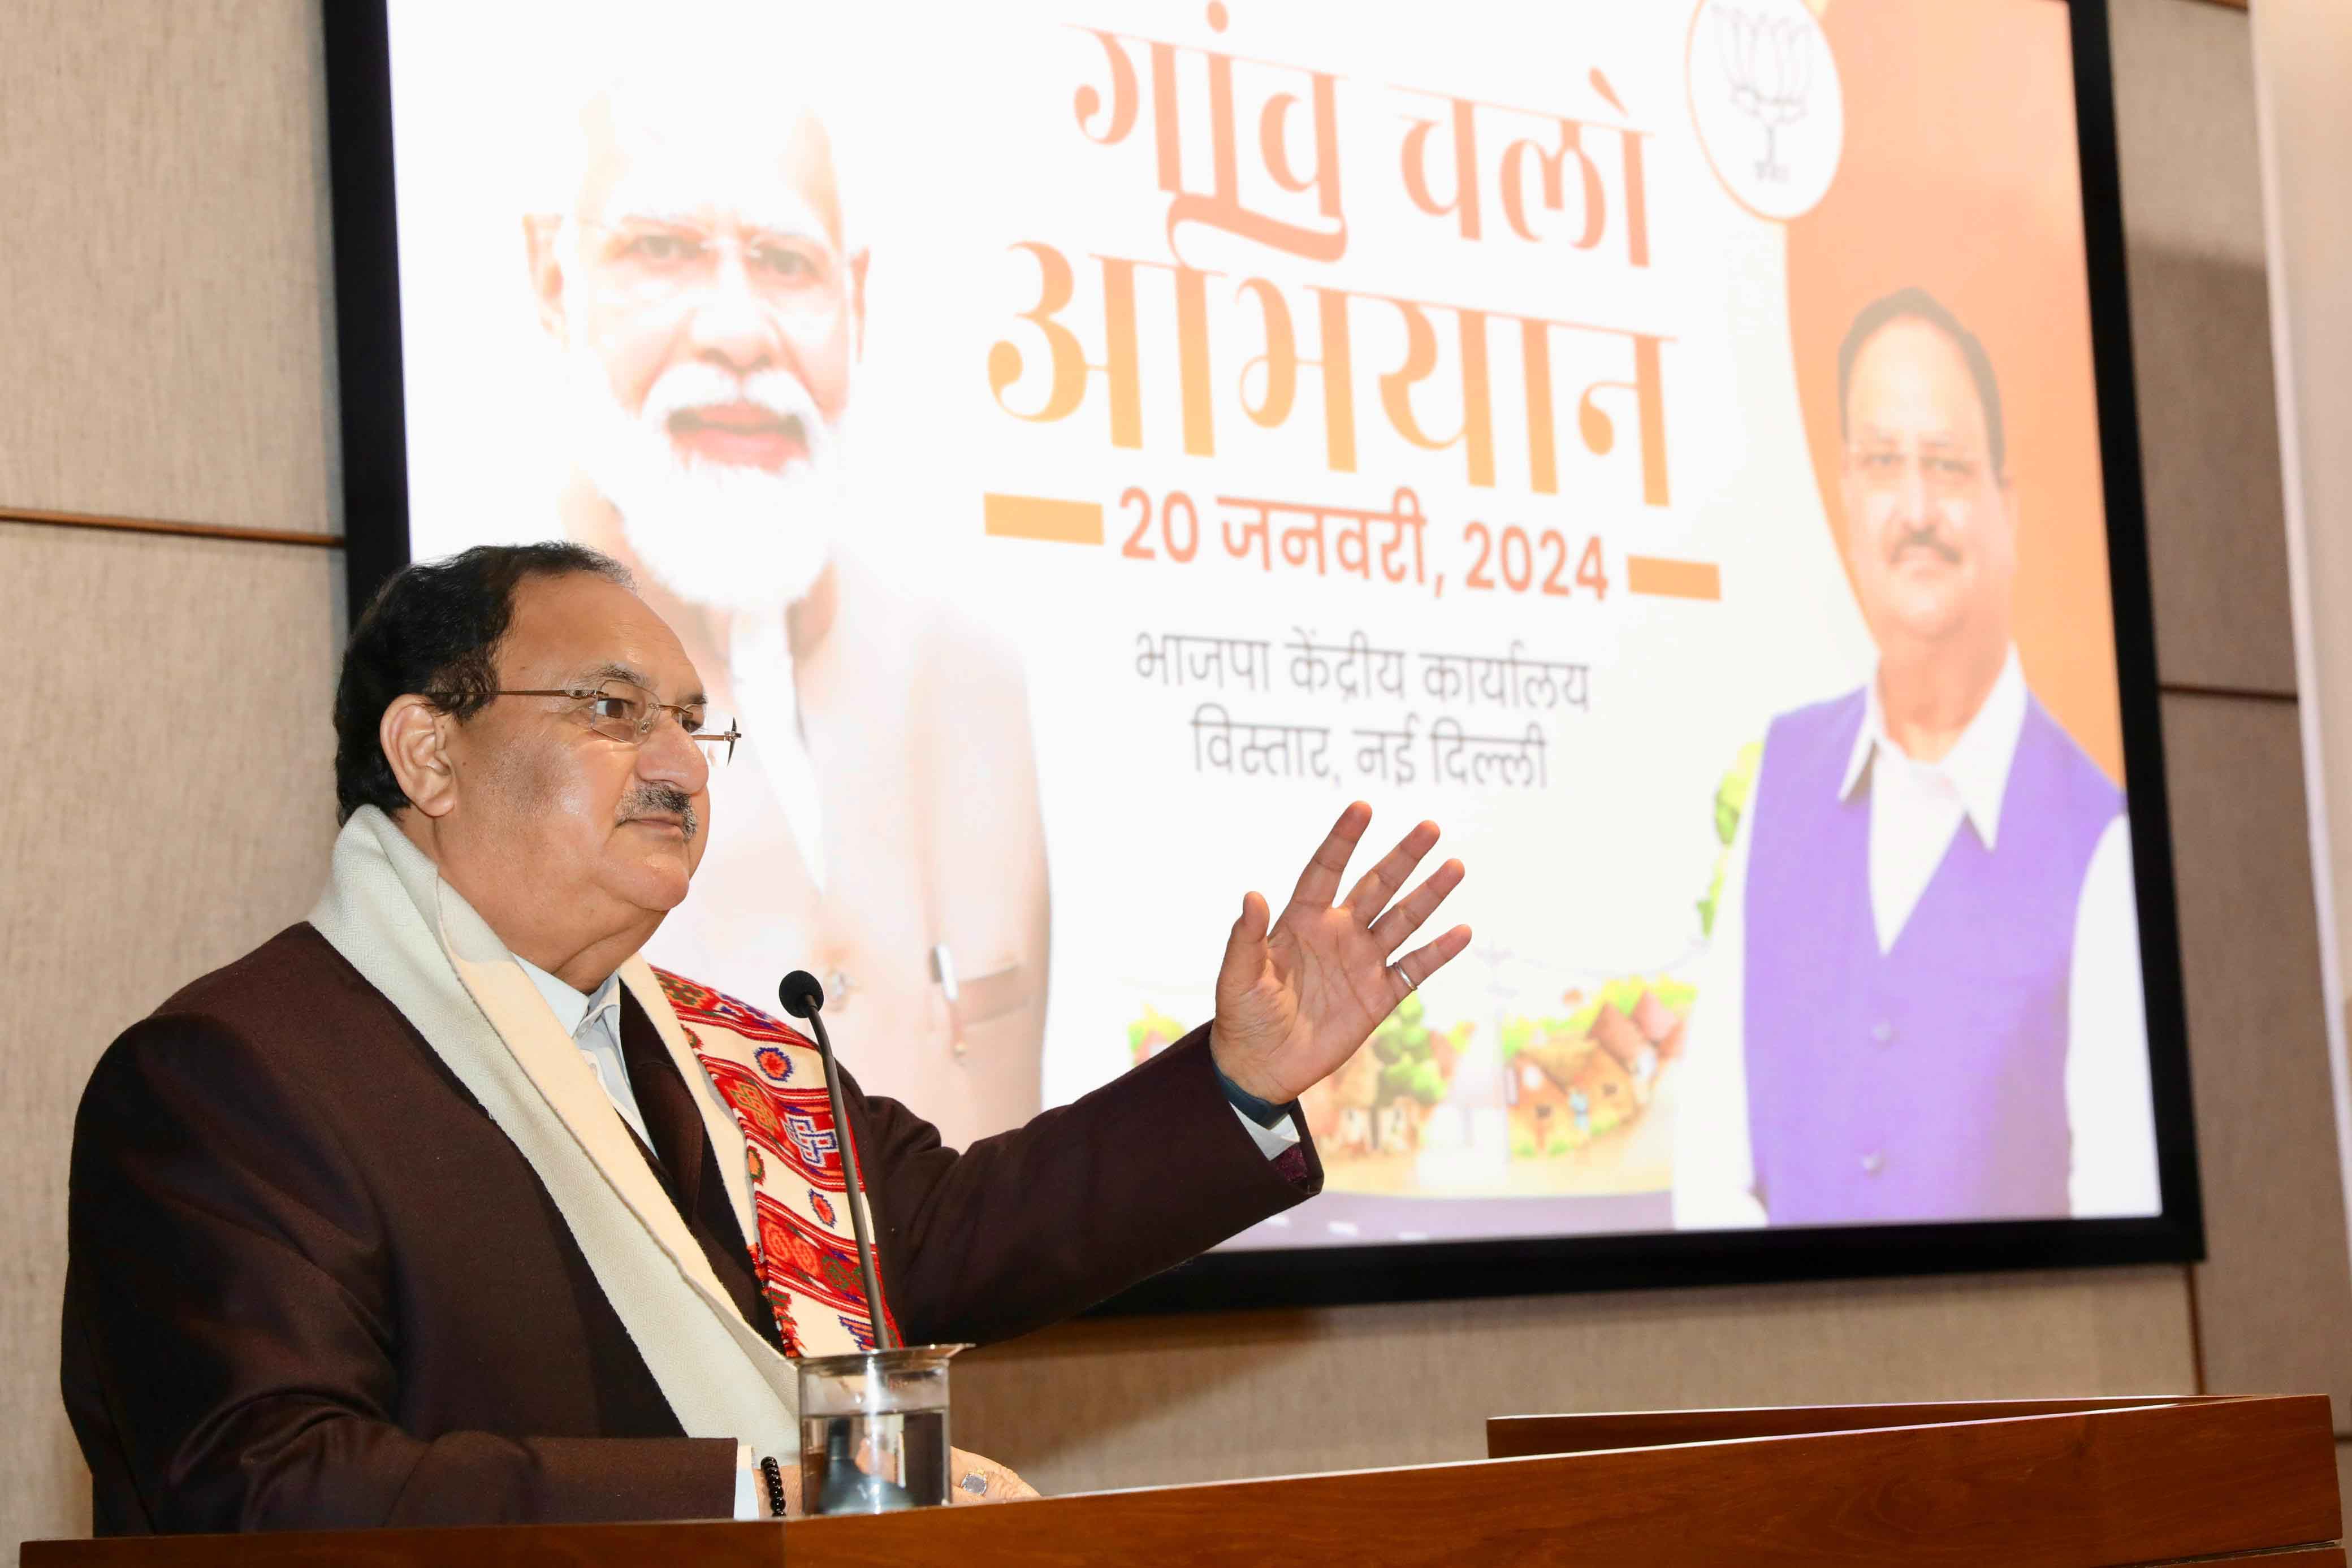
left=777, top=969, right=825, bottom=1021
left=778, top=971, right=896, bottom=1352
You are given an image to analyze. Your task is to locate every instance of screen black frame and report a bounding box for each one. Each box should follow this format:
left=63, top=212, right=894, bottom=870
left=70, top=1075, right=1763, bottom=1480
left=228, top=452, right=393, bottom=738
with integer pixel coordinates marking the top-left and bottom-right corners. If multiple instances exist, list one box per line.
left=318, top=0, right=2206, bottom=1317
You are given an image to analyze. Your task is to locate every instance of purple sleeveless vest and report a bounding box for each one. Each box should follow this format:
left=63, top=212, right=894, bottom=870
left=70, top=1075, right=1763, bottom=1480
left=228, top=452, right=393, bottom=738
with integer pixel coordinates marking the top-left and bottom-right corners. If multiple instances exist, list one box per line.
left=1741, top=685, right=2121, bottom=1224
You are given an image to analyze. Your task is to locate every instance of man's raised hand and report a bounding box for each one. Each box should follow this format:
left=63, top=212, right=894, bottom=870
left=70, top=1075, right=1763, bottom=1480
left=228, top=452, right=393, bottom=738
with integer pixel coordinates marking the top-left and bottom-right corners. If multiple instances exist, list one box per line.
left=1208, top=803, right=1471, bottom=1107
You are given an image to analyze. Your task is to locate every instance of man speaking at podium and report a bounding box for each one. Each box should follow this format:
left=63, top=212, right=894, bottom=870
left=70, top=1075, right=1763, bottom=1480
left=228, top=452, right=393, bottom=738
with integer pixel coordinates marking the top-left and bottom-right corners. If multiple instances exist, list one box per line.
left=60, top=544, right=1469, bottom=1534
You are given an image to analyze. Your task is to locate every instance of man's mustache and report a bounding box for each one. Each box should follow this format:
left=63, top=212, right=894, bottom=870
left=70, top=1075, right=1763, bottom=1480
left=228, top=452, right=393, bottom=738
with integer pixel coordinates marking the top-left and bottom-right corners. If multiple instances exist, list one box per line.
left=1890, top=524, right=1961, bottom=566
left=641, top=363, right=831, bottom=457
left=620, top=783, right=700, bottom=841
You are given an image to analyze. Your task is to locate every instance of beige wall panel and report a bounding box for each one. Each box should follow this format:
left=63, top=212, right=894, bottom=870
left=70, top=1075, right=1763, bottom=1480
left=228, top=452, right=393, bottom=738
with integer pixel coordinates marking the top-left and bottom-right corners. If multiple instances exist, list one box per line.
left=2109, top=0, right=2297, bottom=694
left=2111, top=0, right=2270, bottom=269
left=0, top=0, right=338, bottom=533
left=0, top=522, right=344, bottom=1548
left=2161, top=692, right=2352, bottom=1427
left=954, top=1267, right=2195, bottom=1496
left=2255, top=0, right=2352, bottom=1037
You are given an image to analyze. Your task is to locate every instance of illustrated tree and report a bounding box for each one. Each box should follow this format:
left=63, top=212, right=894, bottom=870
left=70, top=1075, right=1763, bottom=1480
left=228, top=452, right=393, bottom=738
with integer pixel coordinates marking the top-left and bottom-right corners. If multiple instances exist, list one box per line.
left=1697, top=739, right=1763, bottom=937
left=1126, top=1004, right=1187, bottom=1064
left=1369, top=994, right=1447, bottom=1107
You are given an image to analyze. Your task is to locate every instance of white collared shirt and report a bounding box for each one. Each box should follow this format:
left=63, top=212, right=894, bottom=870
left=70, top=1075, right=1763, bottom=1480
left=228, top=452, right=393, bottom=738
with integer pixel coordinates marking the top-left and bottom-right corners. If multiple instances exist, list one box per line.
left=1671, top=651, right=2161, bottom=1226
left=513, top=958, right=653, bottom=1150
left=1844, top=650, right=2032, bottom=954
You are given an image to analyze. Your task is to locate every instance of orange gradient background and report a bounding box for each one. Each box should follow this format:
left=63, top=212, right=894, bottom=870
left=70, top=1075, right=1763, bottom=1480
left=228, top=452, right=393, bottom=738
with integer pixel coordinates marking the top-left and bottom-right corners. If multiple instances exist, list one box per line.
left=1787, top=0, right=2122, bottom=782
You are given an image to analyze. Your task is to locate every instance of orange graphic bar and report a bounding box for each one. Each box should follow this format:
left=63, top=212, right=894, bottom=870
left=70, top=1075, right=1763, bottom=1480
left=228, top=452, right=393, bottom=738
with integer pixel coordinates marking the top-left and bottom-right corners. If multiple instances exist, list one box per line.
left=984, top=492, right=1104, bottom=545
left=1626, top=555, right=1722, bottom=601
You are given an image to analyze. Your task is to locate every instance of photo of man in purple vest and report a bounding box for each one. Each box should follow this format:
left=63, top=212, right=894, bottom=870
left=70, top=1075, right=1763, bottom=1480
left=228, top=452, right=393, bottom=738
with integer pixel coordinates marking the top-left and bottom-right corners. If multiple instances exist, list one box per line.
left=1671, top=287, right=2161, bottom=1229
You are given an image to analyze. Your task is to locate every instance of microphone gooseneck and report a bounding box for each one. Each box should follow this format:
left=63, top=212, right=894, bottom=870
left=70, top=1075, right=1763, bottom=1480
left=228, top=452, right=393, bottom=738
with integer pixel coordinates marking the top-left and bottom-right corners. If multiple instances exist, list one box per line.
left=780, top=971, right=896, bottom=1352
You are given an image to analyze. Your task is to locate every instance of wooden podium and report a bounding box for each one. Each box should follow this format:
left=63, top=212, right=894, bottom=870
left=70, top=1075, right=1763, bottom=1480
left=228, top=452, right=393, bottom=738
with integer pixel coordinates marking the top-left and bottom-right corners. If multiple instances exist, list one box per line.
left=24, top=1395, right=2341, bottom=1566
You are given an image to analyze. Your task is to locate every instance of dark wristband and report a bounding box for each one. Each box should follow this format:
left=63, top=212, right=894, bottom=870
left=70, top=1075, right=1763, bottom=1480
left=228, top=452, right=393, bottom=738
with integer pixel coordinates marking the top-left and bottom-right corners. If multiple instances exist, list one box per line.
left=1213, top=1055, right=1294, bottom=1130
left=760, top=1454, right=788, bottom=1518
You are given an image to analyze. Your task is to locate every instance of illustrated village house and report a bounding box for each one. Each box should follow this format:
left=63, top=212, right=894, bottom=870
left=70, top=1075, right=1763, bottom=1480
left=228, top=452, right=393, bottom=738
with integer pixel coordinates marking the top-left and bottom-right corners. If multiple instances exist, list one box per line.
left=1303, top=1047, right=1381, bottom=1157
left=1508, top=1039, right=1633, bottom=1154
left=1304, top=1046, right=1424, bottom=1158
left=1504, top=998, right=1685, bottom=1156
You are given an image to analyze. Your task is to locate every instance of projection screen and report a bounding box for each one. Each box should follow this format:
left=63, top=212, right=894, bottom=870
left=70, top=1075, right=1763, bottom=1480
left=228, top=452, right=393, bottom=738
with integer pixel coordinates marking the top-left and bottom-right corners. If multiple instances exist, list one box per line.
left=324, top=0, right=2203, bottom=1309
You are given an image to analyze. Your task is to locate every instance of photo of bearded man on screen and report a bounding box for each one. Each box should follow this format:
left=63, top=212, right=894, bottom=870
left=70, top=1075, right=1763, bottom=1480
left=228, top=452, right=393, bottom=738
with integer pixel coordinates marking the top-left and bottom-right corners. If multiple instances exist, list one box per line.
left=520, top=67, right=1049, bottom=1153
left=1672, top=287, right=2161, bottom=1229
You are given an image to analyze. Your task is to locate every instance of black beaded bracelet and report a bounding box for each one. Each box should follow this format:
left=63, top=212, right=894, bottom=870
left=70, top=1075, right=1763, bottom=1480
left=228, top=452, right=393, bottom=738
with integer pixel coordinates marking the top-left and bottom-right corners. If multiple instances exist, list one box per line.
left=759, top=1454, right=788, bottom=1519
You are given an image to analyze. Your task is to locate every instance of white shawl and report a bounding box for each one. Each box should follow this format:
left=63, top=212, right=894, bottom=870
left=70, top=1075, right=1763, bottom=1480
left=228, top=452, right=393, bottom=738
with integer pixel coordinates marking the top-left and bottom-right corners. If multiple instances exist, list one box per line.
left=308, top=806, right=799, bottom=1449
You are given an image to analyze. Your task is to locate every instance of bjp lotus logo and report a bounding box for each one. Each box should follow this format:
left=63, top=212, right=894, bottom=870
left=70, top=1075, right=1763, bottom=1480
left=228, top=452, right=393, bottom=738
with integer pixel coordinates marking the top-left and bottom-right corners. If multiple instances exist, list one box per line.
left=1716, top=7, right=1812, bottom=183
left=1686, top=0, right=1844, bottom=222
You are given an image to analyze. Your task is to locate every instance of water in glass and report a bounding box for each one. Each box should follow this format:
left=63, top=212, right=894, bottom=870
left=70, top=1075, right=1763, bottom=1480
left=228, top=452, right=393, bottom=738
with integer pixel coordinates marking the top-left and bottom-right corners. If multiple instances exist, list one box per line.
left=801, top=1406, right=950, bottom=1514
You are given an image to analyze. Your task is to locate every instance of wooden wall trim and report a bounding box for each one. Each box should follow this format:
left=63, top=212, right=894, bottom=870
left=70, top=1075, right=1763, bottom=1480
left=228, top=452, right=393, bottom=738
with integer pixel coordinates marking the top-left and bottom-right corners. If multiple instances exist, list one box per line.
left=0, top=505, right=341, bottom=551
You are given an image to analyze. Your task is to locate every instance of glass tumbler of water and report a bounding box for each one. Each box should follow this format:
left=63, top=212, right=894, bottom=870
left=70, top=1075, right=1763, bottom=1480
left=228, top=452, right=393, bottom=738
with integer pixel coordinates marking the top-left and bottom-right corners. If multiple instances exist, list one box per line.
left=796, top=1344, right=969, bottom=1514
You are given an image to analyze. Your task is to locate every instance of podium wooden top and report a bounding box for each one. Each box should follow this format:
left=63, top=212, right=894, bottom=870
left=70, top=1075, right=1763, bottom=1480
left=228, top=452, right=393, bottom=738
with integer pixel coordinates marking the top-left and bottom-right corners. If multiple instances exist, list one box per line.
left=24, top=1394, right=2340, bottom=1567
left=1486, top=1391, right=2239, bottom=1456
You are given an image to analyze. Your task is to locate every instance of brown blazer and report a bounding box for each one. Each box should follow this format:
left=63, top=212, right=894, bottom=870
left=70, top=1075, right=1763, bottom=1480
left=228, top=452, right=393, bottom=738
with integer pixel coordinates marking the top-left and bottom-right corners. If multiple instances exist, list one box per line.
left=62, top=925, right=1319, bottom=1534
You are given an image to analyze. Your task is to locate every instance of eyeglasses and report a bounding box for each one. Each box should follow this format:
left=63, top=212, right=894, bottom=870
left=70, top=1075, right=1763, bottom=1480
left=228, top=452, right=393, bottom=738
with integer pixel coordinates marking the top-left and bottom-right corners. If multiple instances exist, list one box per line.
left=431, top=681, right=742, bottom=765
left=1844, top=441, right=1992, bottom=504
left=575, top=218, right=841, bottom=306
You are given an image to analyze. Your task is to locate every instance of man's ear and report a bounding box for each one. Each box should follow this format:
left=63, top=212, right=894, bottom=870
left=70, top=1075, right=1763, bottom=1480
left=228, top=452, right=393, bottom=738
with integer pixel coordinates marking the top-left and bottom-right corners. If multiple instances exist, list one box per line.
left=381, top=695, right=460, bottom=820
left=525, top=213, right=569, bottom=343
